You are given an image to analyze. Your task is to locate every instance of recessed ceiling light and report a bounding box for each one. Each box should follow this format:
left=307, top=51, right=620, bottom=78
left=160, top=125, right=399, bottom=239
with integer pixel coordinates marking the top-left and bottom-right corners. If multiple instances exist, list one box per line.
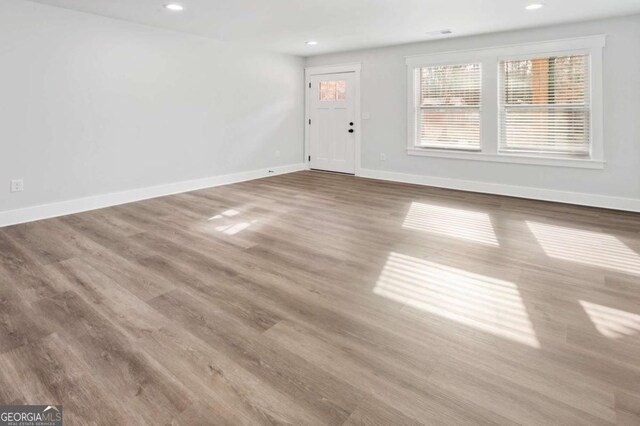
left=165, top=4, right=184, bottom=11
left=305, top=41, right=318, bottom=46
left=525, top=3, right=544, bottom=10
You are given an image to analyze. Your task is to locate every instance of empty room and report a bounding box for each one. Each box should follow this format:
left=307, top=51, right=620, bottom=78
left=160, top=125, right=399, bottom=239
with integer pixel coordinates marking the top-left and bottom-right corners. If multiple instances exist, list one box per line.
left=1, top=0, right=640, bottom=424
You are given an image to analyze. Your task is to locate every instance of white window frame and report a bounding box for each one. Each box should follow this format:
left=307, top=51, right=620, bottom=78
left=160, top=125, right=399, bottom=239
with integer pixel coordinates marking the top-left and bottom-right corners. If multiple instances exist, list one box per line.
left=406, top=35, right=606, bottom=169
left=413, top=61, right=483, bottom=151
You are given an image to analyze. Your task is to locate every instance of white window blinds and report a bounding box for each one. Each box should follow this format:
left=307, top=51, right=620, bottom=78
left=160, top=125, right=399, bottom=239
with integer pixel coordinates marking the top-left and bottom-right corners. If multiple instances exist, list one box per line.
left=499, top=54, right=590, bottom=155
left=417, top=63, right=481, bottom=150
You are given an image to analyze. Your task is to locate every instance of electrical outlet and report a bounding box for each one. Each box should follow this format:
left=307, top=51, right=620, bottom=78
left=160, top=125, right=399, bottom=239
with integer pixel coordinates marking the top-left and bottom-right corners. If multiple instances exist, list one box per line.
left=10, top=179, right=24, bottom=193
left=380, top=153, right=387, bottom=161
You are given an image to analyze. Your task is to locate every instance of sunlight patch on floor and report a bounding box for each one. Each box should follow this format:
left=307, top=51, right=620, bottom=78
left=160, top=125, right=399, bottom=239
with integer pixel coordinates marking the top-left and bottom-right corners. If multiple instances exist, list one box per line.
left=403, top=202, right=499, bottom=246
left=374, top=252, right=539, bottom=348
left=205, top=209, right=259, bottom=235
left=580, top=301, right=640, bottom=339
left=215, top=222, right=253, bottom=235
left=209, top=209, right=240, bottom=221
left=526, top=221, right=640, bottom=275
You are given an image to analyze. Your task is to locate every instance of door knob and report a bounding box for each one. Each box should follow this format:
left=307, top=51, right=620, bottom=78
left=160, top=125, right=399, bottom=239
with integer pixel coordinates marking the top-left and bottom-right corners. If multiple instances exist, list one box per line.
left=348, top=129, right=354, bottom=133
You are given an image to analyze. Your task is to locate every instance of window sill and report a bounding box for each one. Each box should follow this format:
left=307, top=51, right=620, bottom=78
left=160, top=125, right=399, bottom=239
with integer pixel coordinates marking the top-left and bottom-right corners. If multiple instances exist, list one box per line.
left=406, top=148, right=605, bottom=169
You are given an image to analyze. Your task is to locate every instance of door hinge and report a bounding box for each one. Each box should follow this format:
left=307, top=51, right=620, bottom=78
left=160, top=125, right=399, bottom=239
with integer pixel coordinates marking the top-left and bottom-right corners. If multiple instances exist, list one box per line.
left=309, top=82, right=311, bottom=88
left=308, top=119, right=311, bottom=125
left=308, top=155, right=311, bottom=161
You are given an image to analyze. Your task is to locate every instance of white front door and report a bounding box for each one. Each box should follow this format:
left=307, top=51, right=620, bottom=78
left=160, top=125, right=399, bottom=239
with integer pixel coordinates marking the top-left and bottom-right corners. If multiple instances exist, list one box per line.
left=309, top=72, right=356, bottom=174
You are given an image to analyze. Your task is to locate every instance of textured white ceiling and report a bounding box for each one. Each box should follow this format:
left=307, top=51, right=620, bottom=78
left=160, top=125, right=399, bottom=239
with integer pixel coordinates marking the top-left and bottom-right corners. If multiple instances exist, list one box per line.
left=28, top=0, right=640, bottom=56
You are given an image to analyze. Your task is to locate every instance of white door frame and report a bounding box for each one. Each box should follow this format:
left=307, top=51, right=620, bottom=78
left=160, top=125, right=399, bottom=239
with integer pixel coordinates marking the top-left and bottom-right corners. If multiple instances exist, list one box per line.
left=305, top=63, right=361, bottom=176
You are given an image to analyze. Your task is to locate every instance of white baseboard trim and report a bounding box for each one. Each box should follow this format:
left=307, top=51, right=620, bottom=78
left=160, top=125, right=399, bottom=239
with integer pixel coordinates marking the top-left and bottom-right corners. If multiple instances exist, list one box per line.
left=0, top=163, right=305, bottom=228
left=359, top=168, right=640, bottom=213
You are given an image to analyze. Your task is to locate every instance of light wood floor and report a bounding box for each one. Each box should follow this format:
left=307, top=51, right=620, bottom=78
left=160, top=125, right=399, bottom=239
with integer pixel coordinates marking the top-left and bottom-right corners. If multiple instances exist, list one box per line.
left=1, top=171, right=640, bottom=425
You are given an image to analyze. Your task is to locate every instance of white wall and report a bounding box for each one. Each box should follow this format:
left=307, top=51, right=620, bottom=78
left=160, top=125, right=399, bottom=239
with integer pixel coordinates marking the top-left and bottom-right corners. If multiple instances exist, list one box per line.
left=0, top=0, right=304, bottom=215
left=306, top=15, right=640, bottom=207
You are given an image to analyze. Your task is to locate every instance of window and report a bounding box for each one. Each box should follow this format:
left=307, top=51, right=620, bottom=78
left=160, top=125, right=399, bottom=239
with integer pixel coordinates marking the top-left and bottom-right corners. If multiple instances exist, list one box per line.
left=320, top=80, right=346, bottom=101
left=406, top=36, right=605, bottom=169
left=416, top=63, right=481, bottom=150
left=499, top=54, right=590, bottom=156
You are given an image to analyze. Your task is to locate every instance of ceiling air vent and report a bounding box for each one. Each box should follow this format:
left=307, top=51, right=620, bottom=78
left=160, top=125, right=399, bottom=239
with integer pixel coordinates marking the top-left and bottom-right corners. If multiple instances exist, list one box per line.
left=425, top=29, right=452, bottom=37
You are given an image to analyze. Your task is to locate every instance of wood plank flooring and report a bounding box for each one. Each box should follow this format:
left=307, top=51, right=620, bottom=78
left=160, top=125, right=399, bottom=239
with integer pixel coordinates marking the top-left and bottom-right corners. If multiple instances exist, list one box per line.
left=1, top=170, right=640, bottom=425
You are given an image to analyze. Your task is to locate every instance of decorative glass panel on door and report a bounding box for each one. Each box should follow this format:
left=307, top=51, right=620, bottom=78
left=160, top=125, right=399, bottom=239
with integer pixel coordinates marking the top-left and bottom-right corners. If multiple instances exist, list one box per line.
left=319, top=80, right=346, bottom=101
